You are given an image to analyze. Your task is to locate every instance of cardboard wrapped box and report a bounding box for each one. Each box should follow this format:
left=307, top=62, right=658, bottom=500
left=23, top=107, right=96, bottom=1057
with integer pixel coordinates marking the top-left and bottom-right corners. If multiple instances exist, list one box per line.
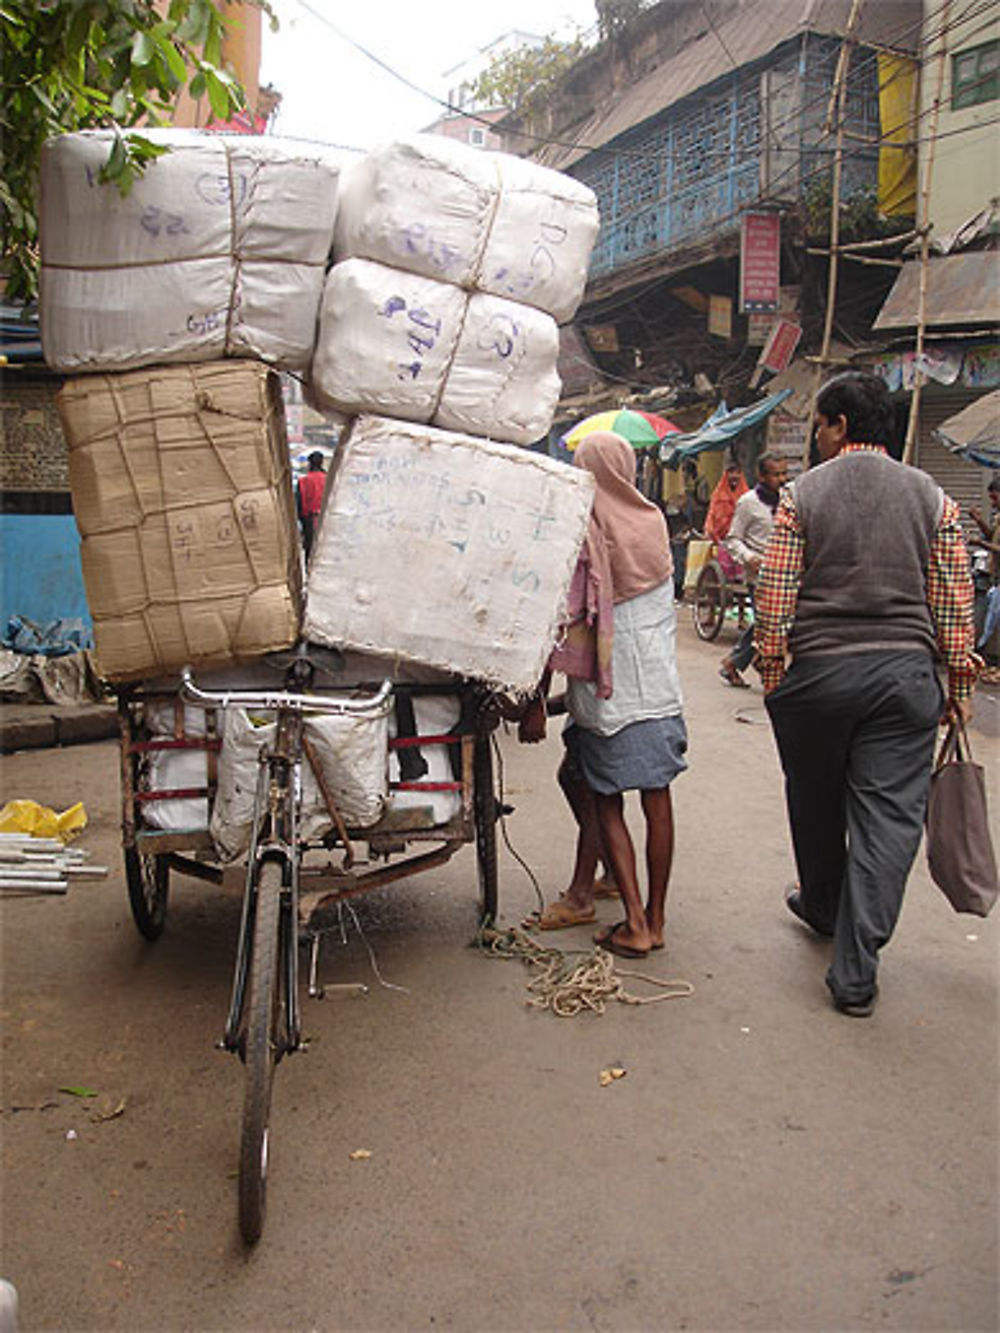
left=302, top=415, right=594, bottom=693
left=309, top=257, right=561, bottom=445
left=58, top=362, right=302, bottom=682
left=334, top=135, right=600, bottom=324
left=41, top=130, right=343, bottom=373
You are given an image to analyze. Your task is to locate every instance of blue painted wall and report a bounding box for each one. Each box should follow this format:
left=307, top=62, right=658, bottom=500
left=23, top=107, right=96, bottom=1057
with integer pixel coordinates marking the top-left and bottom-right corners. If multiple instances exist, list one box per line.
left=0, top=514, right=91, bottom=629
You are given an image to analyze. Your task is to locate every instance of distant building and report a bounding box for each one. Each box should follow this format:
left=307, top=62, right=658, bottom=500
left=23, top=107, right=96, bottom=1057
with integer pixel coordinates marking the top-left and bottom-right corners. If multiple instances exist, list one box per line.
left=424, top=29, right=549, bottom=151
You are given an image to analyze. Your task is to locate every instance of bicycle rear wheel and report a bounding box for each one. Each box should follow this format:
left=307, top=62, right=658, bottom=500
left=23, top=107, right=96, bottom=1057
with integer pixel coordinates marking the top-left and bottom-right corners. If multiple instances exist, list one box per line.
left=238, top=856, right=284, bottom=1245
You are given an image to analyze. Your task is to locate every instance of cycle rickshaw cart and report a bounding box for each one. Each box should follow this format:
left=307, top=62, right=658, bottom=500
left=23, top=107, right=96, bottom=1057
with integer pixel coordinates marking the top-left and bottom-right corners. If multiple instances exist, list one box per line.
left=686, top=539, right=754, bottom=643
left=118, top=651, right=501, bottom=1244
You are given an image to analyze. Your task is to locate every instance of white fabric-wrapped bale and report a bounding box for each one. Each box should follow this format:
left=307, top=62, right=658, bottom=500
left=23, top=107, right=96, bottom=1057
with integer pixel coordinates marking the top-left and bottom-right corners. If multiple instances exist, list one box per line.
left=302, top=415, right=594, bottom=693
left=436, top=291, right=560, bottom=443
left=310, top=258, right=465, bottom=423
left=333, top=135, right=599, bottom=324
left=309, top=258, right=560, bottom=445
left=40, top=129, right=342, bottom=373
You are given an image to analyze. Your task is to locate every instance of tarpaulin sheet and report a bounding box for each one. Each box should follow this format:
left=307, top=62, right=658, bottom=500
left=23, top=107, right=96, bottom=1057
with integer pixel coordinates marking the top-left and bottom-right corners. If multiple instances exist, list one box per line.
left=660, top=391, right=792, bottom=466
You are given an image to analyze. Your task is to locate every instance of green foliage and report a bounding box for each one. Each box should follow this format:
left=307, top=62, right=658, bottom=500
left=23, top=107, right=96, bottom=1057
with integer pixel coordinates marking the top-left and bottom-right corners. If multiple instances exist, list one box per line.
left=0, top=0, right=256, bottom=300
left=470, top=35, right=586, bottom=117
left=803, top=179, right=914, bottom=242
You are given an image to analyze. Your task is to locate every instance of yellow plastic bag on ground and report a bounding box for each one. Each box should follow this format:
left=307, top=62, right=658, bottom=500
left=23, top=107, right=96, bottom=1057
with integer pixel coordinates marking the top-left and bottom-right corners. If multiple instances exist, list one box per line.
left=0, top=799, right=87, bottom=842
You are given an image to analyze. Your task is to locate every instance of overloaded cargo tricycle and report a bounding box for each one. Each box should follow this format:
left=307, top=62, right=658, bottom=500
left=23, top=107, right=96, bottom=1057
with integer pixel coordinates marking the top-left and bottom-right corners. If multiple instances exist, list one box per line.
left=117, top=645, right=502, bottom=1243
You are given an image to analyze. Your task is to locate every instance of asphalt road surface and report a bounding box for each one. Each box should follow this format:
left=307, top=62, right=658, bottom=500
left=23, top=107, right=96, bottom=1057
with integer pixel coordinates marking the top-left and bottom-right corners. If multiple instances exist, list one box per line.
left=1, top=616, right=997, bottom=1332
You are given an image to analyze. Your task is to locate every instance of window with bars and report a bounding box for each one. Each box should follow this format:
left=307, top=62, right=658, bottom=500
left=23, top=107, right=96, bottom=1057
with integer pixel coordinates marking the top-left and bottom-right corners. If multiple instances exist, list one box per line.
left=952, top=40, right=999, bottom=110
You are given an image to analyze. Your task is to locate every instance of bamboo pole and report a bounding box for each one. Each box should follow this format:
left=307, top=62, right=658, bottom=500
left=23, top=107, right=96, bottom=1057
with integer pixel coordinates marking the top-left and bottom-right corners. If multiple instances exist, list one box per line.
left=805, top=0, right=865, bottom=470
left=903, top=0, right=951, bottom=466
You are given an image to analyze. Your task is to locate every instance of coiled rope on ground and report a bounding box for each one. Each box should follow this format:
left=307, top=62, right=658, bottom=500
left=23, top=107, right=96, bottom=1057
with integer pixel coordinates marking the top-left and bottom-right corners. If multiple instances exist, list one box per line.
left=476, top=924, right=694, bottom=1018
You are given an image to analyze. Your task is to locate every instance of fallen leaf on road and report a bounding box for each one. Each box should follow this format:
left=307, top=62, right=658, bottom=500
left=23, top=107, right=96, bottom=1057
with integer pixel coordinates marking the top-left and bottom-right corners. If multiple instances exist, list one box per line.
left=90, top=1095, right=126, bottom=1124
left=60, top=1085, right=98, bottom=1098
left=598, top=1066, right=627, bottom=1087
left=348, top=1148, right=372, bottom=1161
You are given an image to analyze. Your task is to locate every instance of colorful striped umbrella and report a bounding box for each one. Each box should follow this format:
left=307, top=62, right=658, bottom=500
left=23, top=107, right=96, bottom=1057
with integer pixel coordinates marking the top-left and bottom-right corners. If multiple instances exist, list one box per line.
left=561, top=408, right=681, bottom=451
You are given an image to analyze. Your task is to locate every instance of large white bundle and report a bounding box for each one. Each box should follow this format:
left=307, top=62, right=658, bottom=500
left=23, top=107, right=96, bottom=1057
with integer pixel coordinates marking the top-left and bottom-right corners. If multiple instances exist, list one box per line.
left=303, top=415, right=594, bottom=693
left=334, top=135, right=599, bottom=324
left=309, top=258, right=560, bottom=446
left=40, top=129, right=344, bottom=373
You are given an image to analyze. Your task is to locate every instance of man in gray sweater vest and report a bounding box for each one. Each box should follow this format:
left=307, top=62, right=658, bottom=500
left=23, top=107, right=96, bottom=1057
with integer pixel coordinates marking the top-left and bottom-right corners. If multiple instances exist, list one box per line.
left=754, top=371, right=978, bottom=1017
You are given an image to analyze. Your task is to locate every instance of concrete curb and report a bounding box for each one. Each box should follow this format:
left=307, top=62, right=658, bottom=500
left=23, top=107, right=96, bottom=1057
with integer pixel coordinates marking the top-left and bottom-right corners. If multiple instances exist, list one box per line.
left=0, top=704, right=119, bottom=754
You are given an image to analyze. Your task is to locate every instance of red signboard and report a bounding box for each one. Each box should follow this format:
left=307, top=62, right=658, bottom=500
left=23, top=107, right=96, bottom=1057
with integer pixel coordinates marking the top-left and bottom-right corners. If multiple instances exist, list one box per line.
left=760, top=318, right=802, bottom=373
left=740, top=212, right=781, bottom=314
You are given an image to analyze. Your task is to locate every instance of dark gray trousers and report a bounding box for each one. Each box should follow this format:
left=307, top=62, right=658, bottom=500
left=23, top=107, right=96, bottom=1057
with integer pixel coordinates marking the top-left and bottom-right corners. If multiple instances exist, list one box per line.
left=765, top=651, right=942, bottom=1004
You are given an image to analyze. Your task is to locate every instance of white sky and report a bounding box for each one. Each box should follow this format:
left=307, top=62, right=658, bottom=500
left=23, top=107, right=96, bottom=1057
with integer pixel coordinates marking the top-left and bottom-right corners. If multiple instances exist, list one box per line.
left=259, top=0, right=598, bottom=153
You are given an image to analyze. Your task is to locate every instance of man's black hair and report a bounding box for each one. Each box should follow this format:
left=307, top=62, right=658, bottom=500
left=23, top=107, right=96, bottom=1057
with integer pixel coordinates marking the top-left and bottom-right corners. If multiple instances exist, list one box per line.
left=308, top=450, right=325, bottom=469
left=816, top=371, right=895, bottom=448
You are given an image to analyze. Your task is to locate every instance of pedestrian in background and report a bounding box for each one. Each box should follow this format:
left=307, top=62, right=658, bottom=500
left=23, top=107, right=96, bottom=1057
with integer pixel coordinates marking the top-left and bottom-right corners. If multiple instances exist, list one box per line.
left=296, top=450, right=326, bottom=559
left=755, top=371, right=978, bottom=1017
left=718, top=451, right=788, bottom=687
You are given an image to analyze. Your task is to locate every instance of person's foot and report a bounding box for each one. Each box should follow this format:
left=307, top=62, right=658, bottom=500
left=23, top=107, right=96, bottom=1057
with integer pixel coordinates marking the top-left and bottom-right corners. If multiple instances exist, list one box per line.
left=594, top=919, right=651, bottom=957
left=592, top=872, right=619, bottom=900
left=832, top=987, right=878, bottom=1018
left=785, top=888, right=834, bottom=938
left=535, top=895, right=596, bottom=930
left=719, top=661, right=750, bottom=688
left=644, top=908, right=665, bottom=951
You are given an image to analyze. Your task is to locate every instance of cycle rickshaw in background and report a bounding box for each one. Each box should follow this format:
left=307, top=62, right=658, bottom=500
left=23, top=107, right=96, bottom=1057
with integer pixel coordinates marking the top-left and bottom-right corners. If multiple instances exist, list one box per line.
left=685, top=539, right=754, bottom=642
left=118, top=647, right=500, bottom=1243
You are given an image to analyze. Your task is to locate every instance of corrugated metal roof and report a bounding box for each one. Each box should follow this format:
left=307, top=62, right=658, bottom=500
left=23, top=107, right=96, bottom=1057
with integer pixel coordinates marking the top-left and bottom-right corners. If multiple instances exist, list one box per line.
left=535, top=0, right=920, bottom=171
left=874, top=252, right=1000, bottom=330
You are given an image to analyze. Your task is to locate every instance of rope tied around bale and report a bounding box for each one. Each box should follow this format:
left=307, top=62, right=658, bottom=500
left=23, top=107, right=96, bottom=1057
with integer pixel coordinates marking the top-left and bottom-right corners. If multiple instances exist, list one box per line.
left=476, top=925, right=693, bottom=1017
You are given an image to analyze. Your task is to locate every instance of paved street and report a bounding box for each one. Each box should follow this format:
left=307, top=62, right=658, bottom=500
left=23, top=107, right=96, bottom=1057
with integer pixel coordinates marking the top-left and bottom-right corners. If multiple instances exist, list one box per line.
left=1, top=614, right=997, bottom=1332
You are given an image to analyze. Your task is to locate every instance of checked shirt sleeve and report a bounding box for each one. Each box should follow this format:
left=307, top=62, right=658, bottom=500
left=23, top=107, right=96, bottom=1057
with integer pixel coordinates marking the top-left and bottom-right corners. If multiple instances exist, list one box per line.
left=753, top=489, right=804, bottom=691
left=927, top=495, right=980, bottom=702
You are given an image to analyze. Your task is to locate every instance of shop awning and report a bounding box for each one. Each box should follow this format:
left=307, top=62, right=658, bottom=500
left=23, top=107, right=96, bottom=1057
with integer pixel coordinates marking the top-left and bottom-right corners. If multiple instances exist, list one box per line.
left=660, top=391, right=792, bottom=466
left=933, top=389, right=1000, bottom=468
left=873, top=252, right=1000, bottom=330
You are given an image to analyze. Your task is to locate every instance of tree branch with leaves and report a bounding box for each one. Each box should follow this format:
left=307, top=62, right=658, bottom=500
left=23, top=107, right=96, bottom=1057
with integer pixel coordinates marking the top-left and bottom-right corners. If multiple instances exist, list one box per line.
left=1, top=0, right=267, bottom=300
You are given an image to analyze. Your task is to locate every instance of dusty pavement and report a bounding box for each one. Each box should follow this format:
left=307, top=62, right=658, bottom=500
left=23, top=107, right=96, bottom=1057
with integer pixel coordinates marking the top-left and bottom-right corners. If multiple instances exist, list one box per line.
left=1, top=614, right=997, bottom=1333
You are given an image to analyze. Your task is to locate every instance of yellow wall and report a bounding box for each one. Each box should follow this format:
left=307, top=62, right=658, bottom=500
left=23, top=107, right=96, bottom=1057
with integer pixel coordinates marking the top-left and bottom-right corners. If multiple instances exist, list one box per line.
left=921, top=0, right=1000, bottom=237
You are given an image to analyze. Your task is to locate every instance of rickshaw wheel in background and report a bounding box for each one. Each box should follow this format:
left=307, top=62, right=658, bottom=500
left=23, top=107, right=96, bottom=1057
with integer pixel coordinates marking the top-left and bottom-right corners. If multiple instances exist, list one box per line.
left=239, top=855, right=284, bottom=1246
left=124, top=848, right=170, bottom=940
left=692, top=562, right=726, bottom=642
left=473, top=733, right=499, bottom=926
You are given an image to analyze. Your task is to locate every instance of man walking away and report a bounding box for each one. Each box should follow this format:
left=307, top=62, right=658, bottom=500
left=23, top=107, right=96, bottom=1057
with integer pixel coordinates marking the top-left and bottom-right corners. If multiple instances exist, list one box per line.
left=297, top=450, right=326, bottom=560
left=754, top=371, right=979, bottom=1017
left=718, top=451, right=788, bottom=687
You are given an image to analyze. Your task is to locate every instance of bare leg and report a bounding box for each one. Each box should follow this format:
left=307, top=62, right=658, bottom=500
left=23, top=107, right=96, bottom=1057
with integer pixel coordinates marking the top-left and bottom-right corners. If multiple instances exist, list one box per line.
left=555, top=756, right=613, bottom=909
left=640, top=787, right=674, bottom=947
left=592, top=791, right=651, bottom=952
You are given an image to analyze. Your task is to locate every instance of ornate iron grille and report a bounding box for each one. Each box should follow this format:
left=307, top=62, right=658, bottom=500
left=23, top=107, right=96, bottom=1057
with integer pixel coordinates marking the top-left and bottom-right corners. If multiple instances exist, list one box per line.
left=575, top=35, right=883, bottom=282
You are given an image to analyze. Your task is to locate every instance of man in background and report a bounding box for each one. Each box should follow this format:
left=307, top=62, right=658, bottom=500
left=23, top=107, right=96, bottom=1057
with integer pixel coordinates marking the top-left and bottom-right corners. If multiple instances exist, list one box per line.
left=718, top=451, right=787, bottom=687
left=296, top=450, right=326, bottom=559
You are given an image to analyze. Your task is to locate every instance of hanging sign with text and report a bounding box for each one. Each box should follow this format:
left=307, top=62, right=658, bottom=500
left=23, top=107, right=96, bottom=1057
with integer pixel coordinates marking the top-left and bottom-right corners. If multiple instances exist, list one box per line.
left=739, top=212, right=781, bottom=314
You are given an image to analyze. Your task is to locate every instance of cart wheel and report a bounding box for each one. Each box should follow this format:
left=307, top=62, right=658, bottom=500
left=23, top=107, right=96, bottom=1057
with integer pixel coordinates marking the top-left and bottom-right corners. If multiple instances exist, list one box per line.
left=124, top=848, right=170, bottom=941
left=239, top=856, right=284, bottom=1246
left=473, top=734, right=499, bottom=926
left=692, top=562, right=725, bottom=642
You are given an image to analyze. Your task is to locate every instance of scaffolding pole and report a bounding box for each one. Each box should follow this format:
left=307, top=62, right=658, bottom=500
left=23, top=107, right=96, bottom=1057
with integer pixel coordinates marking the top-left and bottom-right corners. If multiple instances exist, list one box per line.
left=903, top=0, right=951, bottom=466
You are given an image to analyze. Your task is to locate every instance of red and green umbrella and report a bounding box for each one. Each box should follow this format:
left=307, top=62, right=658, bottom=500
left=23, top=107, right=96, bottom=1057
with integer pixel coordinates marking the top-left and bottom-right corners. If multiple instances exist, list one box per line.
left=561, top=408, right=681, bottom=451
